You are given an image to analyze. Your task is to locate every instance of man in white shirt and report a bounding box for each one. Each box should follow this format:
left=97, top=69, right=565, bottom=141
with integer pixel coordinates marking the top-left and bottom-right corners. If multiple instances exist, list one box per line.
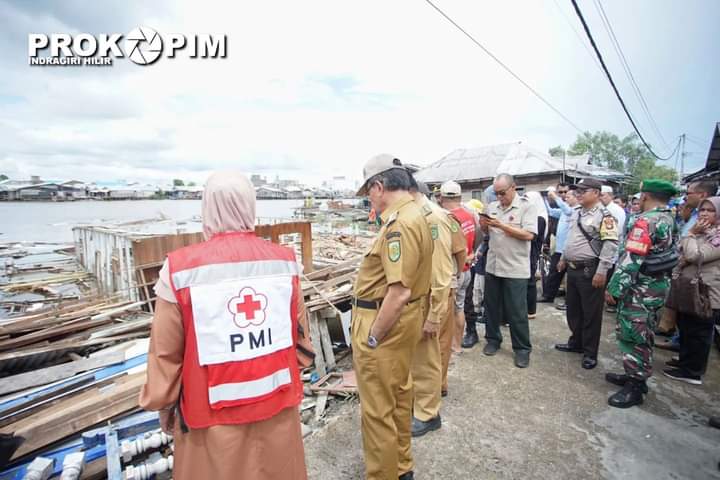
left=600, top=186, right=627, bottom=235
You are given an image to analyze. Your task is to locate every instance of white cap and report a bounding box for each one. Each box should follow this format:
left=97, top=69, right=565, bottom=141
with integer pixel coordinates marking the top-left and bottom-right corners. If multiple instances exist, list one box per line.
left=601, top=185, right=613, bottom=194
left=356, top=154, right=406, bottom=196
left=440, top=180, right=462, bottom=197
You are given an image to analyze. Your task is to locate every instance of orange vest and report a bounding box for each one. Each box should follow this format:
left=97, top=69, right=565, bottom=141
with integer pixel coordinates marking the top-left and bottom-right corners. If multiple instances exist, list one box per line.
left=168, top=232, right=303, bottom=428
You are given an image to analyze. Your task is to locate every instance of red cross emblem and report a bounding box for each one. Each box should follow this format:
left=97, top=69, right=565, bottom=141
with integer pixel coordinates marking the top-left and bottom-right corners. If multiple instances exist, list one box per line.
left=227, top=287, right=268, bottom=329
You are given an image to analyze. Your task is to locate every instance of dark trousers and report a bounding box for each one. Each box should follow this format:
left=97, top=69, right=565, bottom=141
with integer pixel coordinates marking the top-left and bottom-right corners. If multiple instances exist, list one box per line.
left=676, top=310, right=716, bottom=377
left=484, top=273, right=531, bottom=352
left=542, top=253, right=565, bottom=300
left=527, top=278, right=537, bottom=315
left=566, top=265, right=604, bottom=358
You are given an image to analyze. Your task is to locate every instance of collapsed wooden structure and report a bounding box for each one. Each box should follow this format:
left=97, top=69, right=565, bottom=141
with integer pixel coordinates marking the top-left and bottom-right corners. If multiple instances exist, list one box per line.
left=0, top=221, right=373, bottom=478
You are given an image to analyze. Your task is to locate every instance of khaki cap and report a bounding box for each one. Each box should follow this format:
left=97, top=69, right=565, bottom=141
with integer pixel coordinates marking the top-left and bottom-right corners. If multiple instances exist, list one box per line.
left=356, top=154, right=405, bottom=196
left=440, top=180, right=462, bottom=197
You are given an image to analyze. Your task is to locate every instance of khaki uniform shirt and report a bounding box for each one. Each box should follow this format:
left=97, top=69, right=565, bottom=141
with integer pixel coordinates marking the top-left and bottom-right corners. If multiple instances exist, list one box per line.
left=415, top=196, right=466, bottom=323
left=354, top=193, right=433, bottom=302
left=485, top=193, right=538, bottom=279
left=561, top=202, right=619, bottom=275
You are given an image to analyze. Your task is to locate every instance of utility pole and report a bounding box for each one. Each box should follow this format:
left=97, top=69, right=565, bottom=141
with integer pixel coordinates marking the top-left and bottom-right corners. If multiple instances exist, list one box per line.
left=680, top=134, right=687, bottom=180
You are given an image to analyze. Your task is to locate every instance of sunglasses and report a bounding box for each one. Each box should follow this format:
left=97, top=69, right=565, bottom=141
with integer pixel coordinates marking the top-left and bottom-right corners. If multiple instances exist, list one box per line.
left=699, top=207, right=716, bottom=213
left=494, top=187, right=513, bottom=197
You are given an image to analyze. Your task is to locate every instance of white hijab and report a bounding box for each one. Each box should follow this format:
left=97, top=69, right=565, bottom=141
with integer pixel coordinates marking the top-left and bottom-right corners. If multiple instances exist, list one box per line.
left=202, top=171, right=256, bottom=240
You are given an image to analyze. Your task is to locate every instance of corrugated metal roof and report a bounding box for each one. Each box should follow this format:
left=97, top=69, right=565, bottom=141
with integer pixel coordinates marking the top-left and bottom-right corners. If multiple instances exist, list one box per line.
left=683, top=123, right=720, bottom=183
left=414, top=142, right=625, bottom=184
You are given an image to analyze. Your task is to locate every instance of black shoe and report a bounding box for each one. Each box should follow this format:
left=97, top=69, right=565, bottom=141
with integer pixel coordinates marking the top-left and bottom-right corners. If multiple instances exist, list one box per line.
left=608, top=380, right=645, bottom=409
left=399, top=472, right=414, bottom=480
left=462, top=329, right=479, bottom=348
left=555, top=343, right=583, bottom=353
left=514, top=351, right=530, bottom=368
left=666, top=357, right=680, bottom=368
left=709, top=416, right=720, bottom=429
left=538, top=297, right=555, bottom=303
left=582, top=356, right=597, bottom=369
left=483, top=343, right=500, bottom=356
left=605, top=373, right=649, bottom=393
left=441, top=389, right=448, bottom=398
left=605, top=305, right=617, bottom=313
left=555, top=303, right=567, bottom=311
left=663, top=368, right=702, bottom=385
left=411, top=415, right=441, bottom=437
left=654, top=329, right=674, bottom=338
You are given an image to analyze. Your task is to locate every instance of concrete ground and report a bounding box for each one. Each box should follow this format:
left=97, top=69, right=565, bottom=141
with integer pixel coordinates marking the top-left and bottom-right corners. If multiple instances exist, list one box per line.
left=304, top=303, right=720, bottom=479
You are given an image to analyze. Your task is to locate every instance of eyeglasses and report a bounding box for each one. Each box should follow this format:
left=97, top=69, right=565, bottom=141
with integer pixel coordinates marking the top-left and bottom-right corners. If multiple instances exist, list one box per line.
left=494, top=186, right=513, bottom=197
left=699, top=207, right=715, bottom=213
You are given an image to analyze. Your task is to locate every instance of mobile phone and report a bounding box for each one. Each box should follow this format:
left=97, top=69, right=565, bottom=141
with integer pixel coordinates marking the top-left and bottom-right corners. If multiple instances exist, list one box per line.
left=479, top=213, right=492, bottom=219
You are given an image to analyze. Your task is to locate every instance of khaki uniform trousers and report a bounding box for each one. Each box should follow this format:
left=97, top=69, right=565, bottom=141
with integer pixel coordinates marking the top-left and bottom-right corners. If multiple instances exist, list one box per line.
left=438, top=289, right=455, bottom=392
left=410, top=293, right=448, bottom=421
left=351, top=301, right=424, bottom=480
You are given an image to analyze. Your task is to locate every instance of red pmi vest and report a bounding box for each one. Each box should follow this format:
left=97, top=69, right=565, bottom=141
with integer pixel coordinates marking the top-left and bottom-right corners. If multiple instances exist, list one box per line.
left=452, top=207, right=477, bottom=271
left=167, top=232, right=303, bottom=428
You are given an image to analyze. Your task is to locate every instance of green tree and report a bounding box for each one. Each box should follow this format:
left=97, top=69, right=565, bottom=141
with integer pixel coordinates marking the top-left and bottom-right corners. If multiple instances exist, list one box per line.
left=0, top=174, right=7, bottom=181
left=565, top=131, right=677, bottom=193
left=548, top=146, right=565, bottom=157
left=187, top=181, right=197, bottom=187
left=173, top=179, right=184, bottom=187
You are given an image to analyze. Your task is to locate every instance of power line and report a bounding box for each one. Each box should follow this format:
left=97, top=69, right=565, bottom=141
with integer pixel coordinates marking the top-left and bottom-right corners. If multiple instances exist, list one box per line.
left=423, top=0, right=584, bottom=134
left=570, top=0, right=679, bottom=161
left=551, top=0, right=603, bottom=74
left=592, top=0, right=671, bottom=151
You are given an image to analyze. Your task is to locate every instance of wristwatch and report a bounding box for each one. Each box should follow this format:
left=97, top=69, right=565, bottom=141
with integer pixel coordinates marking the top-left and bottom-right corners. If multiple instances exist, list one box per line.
left=367, top=334, right=379, bottom=349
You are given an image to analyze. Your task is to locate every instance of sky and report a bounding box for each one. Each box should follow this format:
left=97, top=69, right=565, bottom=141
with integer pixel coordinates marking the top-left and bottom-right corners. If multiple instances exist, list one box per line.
left=0, top=0, right=718, bottom=187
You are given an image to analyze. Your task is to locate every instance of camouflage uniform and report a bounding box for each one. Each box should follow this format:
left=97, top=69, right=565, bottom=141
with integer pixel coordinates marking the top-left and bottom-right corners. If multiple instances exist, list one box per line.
left=607, top=207, right=676, bottom=380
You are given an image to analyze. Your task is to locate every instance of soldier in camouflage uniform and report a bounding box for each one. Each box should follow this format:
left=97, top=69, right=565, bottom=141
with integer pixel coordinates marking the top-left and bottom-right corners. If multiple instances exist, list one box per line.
left=605, top=179, right=678, bottom=408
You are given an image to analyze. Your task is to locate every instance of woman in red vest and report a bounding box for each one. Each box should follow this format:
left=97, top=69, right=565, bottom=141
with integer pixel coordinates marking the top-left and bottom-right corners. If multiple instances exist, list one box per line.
left=140, top=171, right=312, bottom=480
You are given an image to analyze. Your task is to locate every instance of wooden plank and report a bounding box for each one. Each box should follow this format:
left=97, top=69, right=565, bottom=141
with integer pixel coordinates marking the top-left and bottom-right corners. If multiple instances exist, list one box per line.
left=0, top=352, right=125, bottom=396
left=308, top=312, right=326, bottom=377
left=0, top=316, right=114, bottom=352
left=1, top=372, right=145, bottom=460
left=319, top=309, right=336, bottom=371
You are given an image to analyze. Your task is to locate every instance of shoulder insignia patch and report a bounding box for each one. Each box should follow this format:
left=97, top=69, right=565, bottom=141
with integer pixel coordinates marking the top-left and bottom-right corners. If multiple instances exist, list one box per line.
left=449, top=220, right=459, bottom=233
left=422, top=205, right=432, bottom=216
left=385, top=231, right=401, bottom=240
left=430, top=224, right=439, bottom=240
left=386, top=211, right=398, bottom=226
left=599, top=215, right=618, bottom=241
left=388, top=240, right=401, bottom=262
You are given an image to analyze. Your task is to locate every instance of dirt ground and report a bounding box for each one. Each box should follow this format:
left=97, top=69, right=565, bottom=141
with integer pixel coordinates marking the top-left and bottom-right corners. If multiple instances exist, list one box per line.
left=304, top=303, right=720, bottom=479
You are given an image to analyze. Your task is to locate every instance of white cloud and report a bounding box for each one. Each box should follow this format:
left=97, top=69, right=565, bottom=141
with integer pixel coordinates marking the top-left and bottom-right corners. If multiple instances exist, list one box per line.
left=0, top=0, right=717, bottom=185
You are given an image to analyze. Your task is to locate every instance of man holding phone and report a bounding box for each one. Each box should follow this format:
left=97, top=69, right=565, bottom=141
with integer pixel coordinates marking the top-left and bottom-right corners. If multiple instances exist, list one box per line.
left=480, top=173, right=538, bottom=368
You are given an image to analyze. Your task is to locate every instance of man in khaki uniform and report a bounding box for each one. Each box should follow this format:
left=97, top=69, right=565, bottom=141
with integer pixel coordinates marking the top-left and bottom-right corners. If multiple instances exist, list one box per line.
left=409, top=181, right=466, bottom=438
left=352, top=154, right=433, bottom=480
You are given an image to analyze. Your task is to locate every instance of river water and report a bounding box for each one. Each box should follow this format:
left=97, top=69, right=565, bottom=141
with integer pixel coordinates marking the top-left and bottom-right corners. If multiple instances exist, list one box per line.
left=0, top=199, right=306, bottom=243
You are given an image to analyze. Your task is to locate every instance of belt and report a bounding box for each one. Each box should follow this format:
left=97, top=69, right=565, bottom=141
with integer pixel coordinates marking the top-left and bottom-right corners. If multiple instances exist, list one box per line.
left=351, top=296, right=422, bottom=310
left=567, top=259, right=599, bottom=270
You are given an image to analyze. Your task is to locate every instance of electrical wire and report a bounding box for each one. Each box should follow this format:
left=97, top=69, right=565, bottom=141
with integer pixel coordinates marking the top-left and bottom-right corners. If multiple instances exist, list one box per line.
left=570, top=0, right=680, bottom=161
left=551, top=0, right=603, bottom=74
left=592, top=0, right=671, bottom=151
left=423, top=0, right=584, bottom=134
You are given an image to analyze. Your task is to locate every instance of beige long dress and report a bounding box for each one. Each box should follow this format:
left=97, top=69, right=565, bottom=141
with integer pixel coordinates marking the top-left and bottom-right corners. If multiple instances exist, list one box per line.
left=139, top=262, right=309, bottom=480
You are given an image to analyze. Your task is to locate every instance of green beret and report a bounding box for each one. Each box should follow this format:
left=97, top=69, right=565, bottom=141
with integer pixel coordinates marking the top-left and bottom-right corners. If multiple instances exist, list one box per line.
left=640, top=179, right=677, bottom=196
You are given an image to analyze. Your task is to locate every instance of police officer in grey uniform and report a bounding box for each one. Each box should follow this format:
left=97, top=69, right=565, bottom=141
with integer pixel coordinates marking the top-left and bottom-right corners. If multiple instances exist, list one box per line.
left=555, top=178, right=619, bottom=370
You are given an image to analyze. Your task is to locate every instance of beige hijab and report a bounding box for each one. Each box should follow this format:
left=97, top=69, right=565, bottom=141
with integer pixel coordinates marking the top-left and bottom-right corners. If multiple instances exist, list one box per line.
left=202, top=171, right=256, bottom=240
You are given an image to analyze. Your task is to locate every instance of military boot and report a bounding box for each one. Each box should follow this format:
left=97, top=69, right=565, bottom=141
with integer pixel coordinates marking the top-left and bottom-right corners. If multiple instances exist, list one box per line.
left=462, top=318, right=479, bottom=348
left=605, top=373, right=649, bottom=393
left=608, top=379, right=646, bottom=409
